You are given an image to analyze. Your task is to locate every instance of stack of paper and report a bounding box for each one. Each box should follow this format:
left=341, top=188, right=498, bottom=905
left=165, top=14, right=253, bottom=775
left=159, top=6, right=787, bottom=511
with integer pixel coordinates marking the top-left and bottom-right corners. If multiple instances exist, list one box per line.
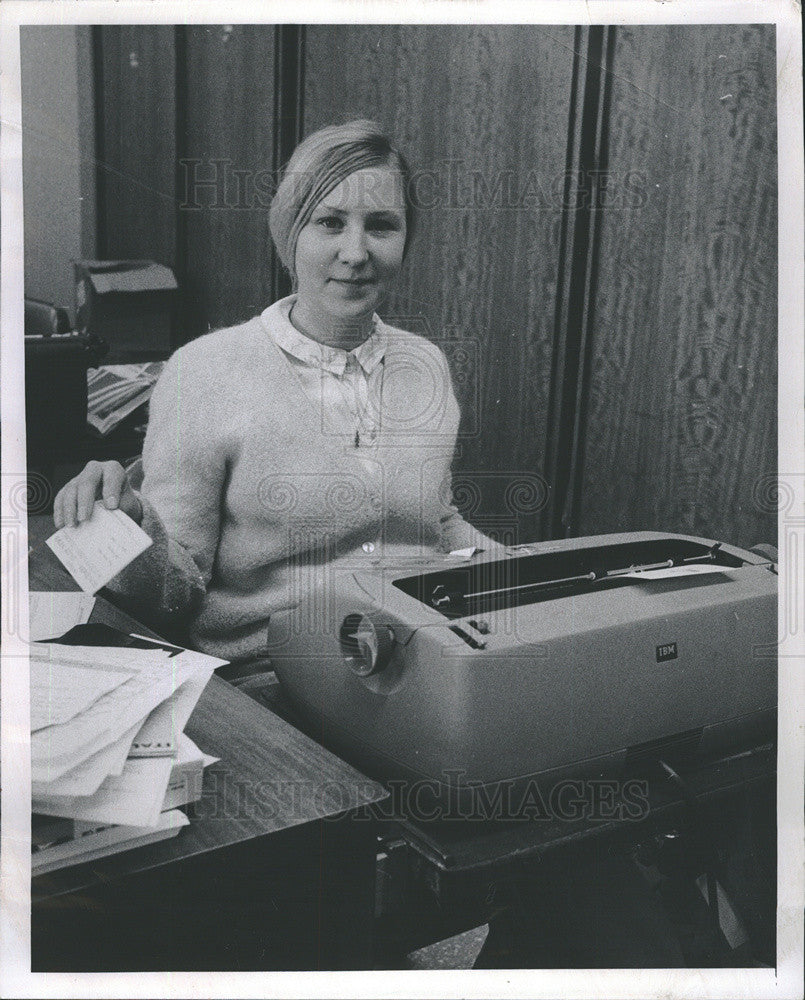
left=32, top=503, right=222, bottom=872
left=32, top=811, right=190, bottom=876
left=31, top=637, right=223, bottom=872
left=31, top=735, right=215, bottom=875
left=87, top=361, right=164, bottom=435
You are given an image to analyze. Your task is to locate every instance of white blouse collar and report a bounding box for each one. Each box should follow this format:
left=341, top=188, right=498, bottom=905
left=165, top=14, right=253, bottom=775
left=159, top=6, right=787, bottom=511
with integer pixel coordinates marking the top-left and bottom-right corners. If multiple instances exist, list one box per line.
left=261, top=295, right=387, bottom=377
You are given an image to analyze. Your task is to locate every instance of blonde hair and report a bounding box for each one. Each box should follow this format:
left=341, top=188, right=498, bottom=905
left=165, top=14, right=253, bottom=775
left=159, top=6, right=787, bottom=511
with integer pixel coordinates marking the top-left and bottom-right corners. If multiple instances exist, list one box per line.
left=269, top=120, right=415, bottom=281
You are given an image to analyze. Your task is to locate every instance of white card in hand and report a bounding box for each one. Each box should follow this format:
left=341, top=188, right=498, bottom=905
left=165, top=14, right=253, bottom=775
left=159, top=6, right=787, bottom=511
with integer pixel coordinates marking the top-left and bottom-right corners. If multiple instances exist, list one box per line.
left=46, top=501, right=152, bottom=594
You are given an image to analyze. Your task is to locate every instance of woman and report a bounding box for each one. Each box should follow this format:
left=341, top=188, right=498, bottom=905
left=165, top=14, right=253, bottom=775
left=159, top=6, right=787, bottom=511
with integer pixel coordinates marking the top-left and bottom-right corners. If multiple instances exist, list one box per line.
left=54, top=120, right=498, bottom=668
left=54, top=119, right=693, bottom=969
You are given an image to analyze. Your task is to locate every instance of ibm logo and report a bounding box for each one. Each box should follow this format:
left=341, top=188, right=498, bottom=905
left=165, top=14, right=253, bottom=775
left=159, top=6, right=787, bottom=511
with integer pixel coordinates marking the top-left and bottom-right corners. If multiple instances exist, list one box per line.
left=656, top=642, right=678, bottom=663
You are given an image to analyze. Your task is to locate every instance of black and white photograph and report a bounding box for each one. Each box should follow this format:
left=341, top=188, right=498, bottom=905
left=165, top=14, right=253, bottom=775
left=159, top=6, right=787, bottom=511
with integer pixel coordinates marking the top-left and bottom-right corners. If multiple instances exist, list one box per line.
left=1, top=0, right=802, bottom=996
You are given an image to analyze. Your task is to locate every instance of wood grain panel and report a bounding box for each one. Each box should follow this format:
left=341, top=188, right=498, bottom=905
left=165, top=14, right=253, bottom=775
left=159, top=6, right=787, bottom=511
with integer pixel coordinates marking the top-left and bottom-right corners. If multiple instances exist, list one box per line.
left=180, top=25, right=277, bottom=339
left=576, top=25, right=777, bottom=549
left=98, top=26, right=176, bottom=265
left=304, top=25, right=576, bottom=543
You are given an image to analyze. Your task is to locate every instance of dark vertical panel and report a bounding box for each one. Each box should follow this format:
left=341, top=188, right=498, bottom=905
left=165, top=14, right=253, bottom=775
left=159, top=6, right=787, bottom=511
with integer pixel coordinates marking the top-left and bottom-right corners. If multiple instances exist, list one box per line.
left=173, top=25, right=188, bottom=346
left=305, top=25, right=575, bottom=543
left=76, top=26, right=97, bottom=259
left=567, top=29, right=617, bottom=535
left=542, top=26, right=616, bottom=538
left=271, top=26, right=305, bottom=302
left=21, top=26, right=90, bottom=313
left=97, top=26, right=176, bottom=265
left=92, top=25, right=106, bottom=253
left=576, top=26, right=777, bottom=548
left=179, top=25, right=277, bottom=340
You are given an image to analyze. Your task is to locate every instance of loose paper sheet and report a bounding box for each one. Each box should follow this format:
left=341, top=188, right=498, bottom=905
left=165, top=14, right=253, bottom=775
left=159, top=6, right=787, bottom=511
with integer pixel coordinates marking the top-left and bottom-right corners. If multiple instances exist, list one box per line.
left=33, top=755, right=177, bottom=828
left=178, top=732, right=219, bottom=770
left=624, top=565, right=730, bottom=581
left=31, top=646, right=196, bottom=783
left=129, top=665, right=216, bottom=757
left=32, top=720, right=142, bottom=799
left=28, top=592, right=96, bottom=641
left=45, top=501, right=152, bottom=593
left=29, top=650, right=135, bottom=731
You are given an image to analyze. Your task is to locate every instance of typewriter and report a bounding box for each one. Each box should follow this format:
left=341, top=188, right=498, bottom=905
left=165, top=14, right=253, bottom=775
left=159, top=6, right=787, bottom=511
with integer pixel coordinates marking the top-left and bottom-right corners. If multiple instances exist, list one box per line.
left=270, top=532, right=777, bottom=805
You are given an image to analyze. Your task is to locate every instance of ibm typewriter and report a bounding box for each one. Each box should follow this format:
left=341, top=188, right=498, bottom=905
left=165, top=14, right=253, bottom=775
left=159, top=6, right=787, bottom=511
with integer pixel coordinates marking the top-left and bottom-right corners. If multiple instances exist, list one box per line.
left=270, top=532, right=777, bottom=804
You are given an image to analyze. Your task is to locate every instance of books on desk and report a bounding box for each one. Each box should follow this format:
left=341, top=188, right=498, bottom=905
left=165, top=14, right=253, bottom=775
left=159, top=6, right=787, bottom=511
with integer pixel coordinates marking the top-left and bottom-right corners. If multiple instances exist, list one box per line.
left=32, top=810, right=189, bottom=876
left=30, top=633, right=224, bottom=873
left=32, top=735, right=215, bottom=874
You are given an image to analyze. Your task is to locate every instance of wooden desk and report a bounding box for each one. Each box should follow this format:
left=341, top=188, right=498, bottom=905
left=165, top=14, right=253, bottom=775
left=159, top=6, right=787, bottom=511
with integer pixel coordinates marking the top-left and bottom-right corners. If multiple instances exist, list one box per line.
left=257, top=681, right=777, bottom=965
left=29, top=516, right=777, bottom=968
left=375, top=746, right=776, bottom=960
left=28, top=515, right=389, bottom=971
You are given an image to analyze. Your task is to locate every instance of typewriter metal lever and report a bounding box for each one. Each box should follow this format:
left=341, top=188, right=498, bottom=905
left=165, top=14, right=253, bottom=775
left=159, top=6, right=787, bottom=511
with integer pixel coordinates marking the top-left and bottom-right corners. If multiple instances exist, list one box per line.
left=428, top=543, right=728, bottom=612
left=339, top=611, right=396, bottom=676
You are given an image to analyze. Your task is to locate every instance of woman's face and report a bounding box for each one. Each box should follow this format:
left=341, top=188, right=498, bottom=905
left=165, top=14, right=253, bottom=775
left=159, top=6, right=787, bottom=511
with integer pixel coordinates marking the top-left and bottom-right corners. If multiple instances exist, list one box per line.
left=293, top=165, right=407, bottom=332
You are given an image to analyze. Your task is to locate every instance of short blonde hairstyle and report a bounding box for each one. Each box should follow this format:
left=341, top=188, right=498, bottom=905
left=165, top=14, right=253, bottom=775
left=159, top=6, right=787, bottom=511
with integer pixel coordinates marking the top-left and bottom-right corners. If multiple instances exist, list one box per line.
left=269, top=120, right=415, bottom=282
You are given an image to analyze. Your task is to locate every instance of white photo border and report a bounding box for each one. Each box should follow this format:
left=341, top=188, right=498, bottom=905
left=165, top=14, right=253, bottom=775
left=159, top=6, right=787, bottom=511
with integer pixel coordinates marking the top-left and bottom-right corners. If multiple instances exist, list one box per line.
left=2, top=1, right=802, bottom=998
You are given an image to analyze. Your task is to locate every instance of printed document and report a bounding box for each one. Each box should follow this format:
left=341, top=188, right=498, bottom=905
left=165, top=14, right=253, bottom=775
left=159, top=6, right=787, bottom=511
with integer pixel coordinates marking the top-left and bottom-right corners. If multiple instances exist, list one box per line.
left=31, top=646, right=193, bottom=783
left=29, top=647, right=135, bottom=730
left=46, top=501, right=152, bottom=593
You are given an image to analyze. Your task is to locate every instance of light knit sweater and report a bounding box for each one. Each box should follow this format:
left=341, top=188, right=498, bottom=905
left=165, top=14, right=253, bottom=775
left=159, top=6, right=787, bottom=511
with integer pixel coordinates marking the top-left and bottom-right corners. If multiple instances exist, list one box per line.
left=108, top=297, right=493, bottom=664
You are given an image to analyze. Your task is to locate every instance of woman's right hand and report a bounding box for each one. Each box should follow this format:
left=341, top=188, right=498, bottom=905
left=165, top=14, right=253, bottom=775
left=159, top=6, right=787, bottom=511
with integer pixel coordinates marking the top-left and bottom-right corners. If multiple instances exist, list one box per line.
left=53, top=460, right=143, bottom=529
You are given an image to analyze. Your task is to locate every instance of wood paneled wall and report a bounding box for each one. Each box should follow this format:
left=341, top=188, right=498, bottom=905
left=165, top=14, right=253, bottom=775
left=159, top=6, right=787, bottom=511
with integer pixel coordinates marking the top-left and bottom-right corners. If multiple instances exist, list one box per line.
left=97, top=25, right=281, bottom=338
left=180, top=25, right=277, bottom=335
left=89, top=24, right=778, bottom=548
left=97, top=26, right=176, bottom=265
left=21, top=26, right=96, bottom=319
left=573, top=25, right=777, bottom=548
left=305, top=25, right=576, bottom=543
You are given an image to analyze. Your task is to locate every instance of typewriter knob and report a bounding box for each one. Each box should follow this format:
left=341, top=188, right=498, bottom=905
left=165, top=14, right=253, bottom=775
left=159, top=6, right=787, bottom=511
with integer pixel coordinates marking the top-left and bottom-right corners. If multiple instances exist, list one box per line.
left=339, top=612, right=395, bottom=676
